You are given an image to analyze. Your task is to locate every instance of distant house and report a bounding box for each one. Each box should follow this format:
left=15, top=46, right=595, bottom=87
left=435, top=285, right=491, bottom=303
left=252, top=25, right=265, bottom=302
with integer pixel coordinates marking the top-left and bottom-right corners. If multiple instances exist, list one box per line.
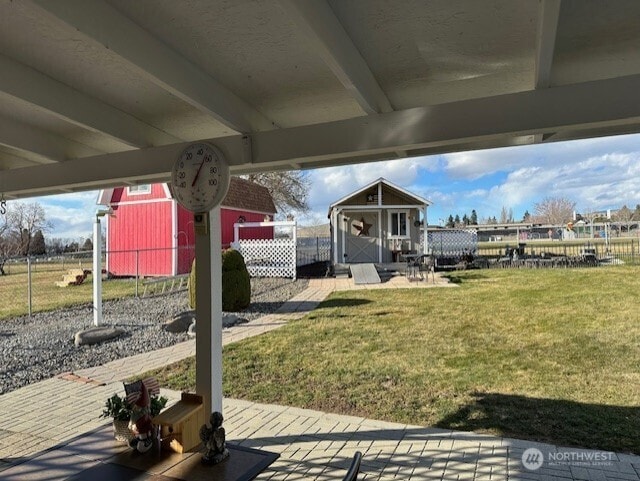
left=328, top=178, right=431, bottom=264
left=97, top=178, right=277, bottom=277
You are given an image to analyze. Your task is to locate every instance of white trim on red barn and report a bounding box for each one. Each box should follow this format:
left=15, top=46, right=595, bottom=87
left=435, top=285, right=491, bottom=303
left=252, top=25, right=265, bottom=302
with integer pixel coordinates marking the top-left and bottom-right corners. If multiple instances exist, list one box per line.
left=171, top=199, right=178, bottom=276
left=106, top=198, right=173, bottom=207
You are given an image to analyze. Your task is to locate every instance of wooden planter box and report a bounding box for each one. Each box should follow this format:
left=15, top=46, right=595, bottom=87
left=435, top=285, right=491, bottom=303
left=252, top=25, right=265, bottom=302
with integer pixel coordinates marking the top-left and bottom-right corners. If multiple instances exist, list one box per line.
left=153, top=393, right=205, bottom=453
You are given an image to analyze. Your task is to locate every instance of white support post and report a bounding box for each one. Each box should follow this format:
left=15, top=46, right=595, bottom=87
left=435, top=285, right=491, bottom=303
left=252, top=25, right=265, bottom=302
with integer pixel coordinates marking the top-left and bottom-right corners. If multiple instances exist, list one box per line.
left=292, top=221, right=297, bottom=280
left=195, top=207, right=223, bottom=418
left=93, top=216, right=102, bottom=326
left=377, top=209, right=382, bottom=262
left=233, top=223, right=240, bottom=244
left=341, top=211, right=346, bottom=263
left=332, top=209, right=342, bottom=266
left=423, top=205, right=429, bottom=255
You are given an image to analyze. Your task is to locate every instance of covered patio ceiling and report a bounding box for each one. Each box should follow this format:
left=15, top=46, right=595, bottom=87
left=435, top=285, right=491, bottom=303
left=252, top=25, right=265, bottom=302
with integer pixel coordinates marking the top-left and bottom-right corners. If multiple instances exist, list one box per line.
left=1, top=0, right=640, bottom=198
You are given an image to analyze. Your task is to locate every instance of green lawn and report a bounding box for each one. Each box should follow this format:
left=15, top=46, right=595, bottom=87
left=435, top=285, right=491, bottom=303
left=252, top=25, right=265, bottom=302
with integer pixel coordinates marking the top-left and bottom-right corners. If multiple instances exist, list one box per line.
left=146, top=266, right=640, bottom=454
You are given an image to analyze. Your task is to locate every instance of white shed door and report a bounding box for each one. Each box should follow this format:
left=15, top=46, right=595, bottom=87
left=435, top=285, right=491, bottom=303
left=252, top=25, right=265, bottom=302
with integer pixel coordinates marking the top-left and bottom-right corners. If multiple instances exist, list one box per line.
left=344, top=211, right=379, bottom=263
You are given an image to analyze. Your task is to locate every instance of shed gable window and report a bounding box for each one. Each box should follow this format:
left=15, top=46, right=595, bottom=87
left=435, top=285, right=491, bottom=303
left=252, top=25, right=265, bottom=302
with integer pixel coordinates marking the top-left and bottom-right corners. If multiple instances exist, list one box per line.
left=127, top=184, right=151, bottom=195
left=389, top=210, right=409, bottom=237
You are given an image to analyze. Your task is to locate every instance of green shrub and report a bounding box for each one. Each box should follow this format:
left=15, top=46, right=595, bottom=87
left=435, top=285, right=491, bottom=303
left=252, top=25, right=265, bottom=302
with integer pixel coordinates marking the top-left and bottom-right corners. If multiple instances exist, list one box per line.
left=188, top=258, right=197, bottom=310
left=188, top=249, right=251, bottom=312
left=222, top=249, right=251, bottom=311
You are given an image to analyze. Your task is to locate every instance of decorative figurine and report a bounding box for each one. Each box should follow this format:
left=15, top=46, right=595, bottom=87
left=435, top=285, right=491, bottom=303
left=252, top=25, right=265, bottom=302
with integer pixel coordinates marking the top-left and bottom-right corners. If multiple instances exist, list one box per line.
left=200, top=411, right=229, bottom=465
left=124, top=380, right=154, bottom=453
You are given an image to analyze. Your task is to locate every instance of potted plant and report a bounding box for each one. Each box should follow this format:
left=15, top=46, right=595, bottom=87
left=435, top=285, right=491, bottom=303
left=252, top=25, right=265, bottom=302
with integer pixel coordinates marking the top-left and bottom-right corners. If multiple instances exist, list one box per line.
left=100, top=393, right=168, bottom=442
left=101, top=393, right=133, bottom=442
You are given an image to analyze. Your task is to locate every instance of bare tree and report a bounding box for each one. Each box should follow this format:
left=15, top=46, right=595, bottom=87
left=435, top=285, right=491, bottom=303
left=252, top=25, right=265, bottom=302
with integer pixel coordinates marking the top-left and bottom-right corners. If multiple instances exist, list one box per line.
left=4, top=202, right=52, bottom=256
left=533, top=197, right=576, bottom=225
left=614, top=205, right=633, bottom=233
left=0, top=216, right=16, bottom=275
left=242, top=171, right=310, bottom=215
left=499, top=206, right=514, bottom=224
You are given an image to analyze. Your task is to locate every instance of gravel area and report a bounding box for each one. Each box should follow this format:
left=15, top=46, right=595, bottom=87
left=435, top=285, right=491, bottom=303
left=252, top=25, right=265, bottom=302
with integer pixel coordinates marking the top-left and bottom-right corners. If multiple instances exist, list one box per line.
left=0, top=277, right=308, bottom=395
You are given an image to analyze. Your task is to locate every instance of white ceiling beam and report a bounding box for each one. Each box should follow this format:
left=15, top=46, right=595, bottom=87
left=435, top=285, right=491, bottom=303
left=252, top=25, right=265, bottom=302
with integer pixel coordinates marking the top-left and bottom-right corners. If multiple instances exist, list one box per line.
left=249, top=74, right=640, bottom=167
left=279, top=0, right=393, bottom=115
left=535, top=0, right=562, bottom=89
left=3, top=74, right=640, bottom=197
left=0, top=54, right=178, bottom=148
left=532, top=0, right=561, bottom=143
left=0, top=114, right=102, bottom=163
left=0, top=136, right=252, bottom=197
left=0, top=151, right=40, bottom=170
left=278, top=0, right=404, bottom=157
left=32, top=0, right=276, bottom=134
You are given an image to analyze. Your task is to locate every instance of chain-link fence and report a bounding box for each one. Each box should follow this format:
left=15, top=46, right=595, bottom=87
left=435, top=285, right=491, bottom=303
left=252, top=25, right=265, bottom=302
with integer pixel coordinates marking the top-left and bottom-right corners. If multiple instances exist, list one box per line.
left=0, top=238, right=333, bottom=319
left=0, top=246, right=195, bottom=319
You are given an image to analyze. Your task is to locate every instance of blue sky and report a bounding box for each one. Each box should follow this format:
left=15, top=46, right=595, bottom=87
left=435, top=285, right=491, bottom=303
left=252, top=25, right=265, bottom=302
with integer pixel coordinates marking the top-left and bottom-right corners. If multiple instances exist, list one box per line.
left=11, top=132, right=640, bottom=240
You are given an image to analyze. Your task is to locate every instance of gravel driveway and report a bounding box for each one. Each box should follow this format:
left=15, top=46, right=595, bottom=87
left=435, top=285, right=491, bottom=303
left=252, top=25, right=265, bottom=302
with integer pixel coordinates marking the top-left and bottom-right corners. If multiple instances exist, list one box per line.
left=0, top=277, right=308, bottom=395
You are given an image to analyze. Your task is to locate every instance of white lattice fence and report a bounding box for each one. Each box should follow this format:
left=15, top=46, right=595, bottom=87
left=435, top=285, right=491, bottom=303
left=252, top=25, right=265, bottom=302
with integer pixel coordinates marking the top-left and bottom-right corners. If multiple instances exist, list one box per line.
left=237, top=239, right=296, bottom=279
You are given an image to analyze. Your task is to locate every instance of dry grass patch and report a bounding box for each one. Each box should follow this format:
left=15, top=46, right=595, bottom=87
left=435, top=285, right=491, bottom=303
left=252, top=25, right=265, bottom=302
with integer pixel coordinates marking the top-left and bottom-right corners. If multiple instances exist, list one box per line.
left=0, top=263, right=137, bottom=319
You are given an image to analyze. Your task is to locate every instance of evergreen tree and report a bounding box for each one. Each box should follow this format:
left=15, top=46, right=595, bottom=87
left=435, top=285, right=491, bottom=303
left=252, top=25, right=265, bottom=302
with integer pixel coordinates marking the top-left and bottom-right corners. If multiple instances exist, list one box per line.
left=29, top=230, right=46, bottom=256
left=462, top=214, right=469, bottom=225
left=82, top=238, right=93, bottom=251
left=446, top=215, right=455, bottom=228
left=634, top=204, right=640, bottom=221
left=522, top=210, right=531, bottom=222
left=454, top=214, right=461, bottom=226
left=470, top=209, right=478, bottom=225
left=64, top=242, right=79, bottom=253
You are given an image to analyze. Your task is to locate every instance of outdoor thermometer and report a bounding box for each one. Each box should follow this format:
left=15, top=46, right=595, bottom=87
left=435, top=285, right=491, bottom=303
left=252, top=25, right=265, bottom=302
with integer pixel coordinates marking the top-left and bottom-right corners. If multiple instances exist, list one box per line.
left=171, top=142, right=230, bottom=213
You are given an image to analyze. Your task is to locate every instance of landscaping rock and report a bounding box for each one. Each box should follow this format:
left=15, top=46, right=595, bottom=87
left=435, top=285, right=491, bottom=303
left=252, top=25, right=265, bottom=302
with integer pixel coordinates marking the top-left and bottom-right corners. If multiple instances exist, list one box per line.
left=163, top=311, right=196, bottom=333
left=74, top=326, right=125, bottom=347
left=186, top=314, right=249, bottom=338
left=0, top=277, right=308, bottom=395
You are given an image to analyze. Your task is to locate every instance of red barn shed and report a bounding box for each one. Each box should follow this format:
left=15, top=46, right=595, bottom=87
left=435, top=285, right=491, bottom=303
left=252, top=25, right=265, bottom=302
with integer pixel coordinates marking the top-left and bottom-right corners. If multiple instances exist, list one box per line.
left=97, top=178, right=277, bottom=277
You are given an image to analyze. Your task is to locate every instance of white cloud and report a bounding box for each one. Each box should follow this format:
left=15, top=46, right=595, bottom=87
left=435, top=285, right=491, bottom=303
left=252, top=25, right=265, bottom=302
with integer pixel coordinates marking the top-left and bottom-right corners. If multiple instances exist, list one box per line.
left=442, top=133, right=640, bottom=181
left=28, top=191, right=99, bottom=240
left=477, top=152, right=640, bottom=216
left=303, top=156, right=439, bottom=225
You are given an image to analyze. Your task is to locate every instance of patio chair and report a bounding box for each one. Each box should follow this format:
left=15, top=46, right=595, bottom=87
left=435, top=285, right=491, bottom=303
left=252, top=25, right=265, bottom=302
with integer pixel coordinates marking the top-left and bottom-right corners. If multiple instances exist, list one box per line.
left=419, top=254, right=436, bottom=283
left=342, top=451, right=362, bottom=481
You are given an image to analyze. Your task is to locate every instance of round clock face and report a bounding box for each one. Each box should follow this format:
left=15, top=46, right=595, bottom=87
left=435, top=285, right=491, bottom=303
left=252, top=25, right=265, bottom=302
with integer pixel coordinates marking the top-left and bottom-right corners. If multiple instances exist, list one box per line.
left=171, top=143, right=230, bottom=213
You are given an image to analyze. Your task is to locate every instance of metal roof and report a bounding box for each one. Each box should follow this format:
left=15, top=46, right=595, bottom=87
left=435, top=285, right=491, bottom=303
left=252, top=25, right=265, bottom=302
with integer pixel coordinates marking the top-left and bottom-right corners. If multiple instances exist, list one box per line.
left=2, top=0, right=640, bottom=197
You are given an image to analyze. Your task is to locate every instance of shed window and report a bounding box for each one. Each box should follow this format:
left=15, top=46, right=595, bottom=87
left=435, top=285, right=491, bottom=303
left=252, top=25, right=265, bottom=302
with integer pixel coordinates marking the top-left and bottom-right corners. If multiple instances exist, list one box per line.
left=389, top=211, right=408, bottom=237
left=127, top=184, right=151, bottom=195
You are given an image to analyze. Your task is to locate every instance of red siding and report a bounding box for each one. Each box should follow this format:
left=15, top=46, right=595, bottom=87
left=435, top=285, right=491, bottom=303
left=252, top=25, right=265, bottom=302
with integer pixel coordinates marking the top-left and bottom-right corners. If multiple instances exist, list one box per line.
left=221, top=209, right=274, bottom=247
left=104, top=184, right=275, bottom=277
left=107, top=187, right=174, bottom=276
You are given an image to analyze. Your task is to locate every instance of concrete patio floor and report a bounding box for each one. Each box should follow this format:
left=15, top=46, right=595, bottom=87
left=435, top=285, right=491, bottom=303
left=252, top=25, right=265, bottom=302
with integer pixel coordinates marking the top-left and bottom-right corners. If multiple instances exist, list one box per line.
left=0, top=276, right=638, bottom=480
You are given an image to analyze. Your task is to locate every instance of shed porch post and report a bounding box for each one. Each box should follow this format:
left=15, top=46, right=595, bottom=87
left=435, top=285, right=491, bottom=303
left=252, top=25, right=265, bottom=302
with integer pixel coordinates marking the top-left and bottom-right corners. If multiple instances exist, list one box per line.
left=423, top=205, right=429, bottom=255
left=195, top=207, right=224, bottom=418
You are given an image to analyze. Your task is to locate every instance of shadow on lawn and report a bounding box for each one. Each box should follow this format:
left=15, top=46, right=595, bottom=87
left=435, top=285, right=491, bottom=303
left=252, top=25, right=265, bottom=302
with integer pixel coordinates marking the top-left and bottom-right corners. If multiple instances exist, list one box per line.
left=435, top=392, right=639, bottom=454
left=317, top=298, right=372, bottom=309
left=442, top=272, right=490, bottom=284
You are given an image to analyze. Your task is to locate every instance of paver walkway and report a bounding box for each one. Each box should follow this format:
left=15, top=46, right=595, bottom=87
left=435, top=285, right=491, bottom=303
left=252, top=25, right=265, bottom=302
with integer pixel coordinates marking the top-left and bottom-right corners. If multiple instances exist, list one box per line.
left=1, top=274, right=638, bottom=480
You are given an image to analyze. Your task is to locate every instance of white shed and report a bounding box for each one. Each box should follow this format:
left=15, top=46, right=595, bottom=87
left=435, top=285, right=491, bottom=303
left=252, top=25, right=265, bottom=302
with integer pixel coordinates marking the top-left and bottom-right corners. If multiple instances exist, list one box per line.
left=328, top=178, right=432, bottom=264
